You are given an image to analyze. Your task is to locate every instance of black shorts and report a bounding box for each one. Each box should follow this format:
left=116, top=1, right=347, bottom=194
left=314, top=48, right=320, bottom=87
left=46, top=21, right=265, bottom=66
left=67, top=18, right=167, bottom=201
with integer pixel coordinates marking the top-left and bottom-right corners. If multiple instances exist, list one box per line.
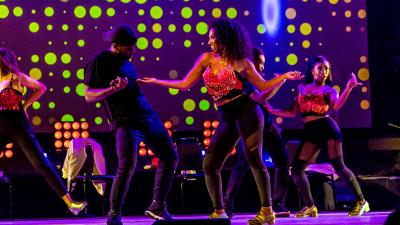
left=303, top=117, right=342, bottom=146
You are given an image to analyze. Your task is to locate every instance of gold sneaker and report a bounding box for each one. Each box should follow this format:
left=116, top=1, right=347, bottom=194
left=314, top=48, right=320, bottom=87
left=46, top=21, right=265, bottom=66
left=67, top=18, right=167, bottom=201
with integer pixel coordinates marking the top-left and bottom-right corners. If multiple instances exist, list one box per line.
left=348, top=200, right=370, bottom=216
left=295, top=205, right=318, bottom=218
left=209, top=211, right=228, bottom=219
left=248, top=211, right=275, bottom=225
left=68, top=201, right=87, bottom=216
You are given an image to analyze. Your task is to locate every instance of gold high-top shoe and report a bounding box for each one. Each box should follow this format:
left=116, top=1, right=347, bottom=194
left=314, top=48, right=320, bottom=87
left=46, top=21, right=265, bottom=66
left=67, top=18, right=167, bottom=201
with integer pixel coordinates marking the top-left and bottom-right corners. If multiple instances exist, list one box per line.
left=295, top=205, right=318, bottom=218
left=348, top=200, right=370, bottom=216
left=248, top=211, right=275, bottom=225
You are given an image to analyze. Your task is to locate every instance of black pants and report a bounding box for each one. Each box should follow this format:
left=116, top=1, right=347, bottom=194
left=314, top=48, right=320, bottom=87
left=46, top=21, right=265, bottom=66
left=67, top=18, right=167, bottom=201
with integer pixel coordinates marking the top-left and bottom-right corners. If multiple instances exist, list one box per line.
left=0, top=110, right=67, bottom=196
left=203, top=95, right=272, bottom=210
left=109, top=113, right=178, bottom=213
left=224, top=110, right=289, bottom=208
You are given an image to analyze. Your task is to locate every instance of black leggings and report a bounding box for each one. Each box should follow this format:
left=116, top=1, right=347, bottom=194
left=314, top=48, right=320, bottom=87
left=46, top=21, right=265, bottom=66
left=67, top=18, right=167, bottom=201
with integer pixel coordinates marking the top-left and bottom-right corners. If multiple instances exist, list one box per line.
left=291, top=118, right=364, bottom=207
left=0, top=111, right=67, bottom=196
left=203, top=96, right=272, bottom=210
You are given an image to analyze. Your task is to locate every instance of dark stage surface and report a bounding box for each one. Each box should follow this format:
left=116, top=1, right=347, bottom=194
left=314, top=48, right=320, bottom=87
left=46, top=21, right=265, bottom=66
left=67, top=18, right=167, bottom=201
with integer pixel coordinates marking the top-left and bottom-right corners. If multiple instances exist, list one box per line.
left=0, top=211, right=391, bottom=225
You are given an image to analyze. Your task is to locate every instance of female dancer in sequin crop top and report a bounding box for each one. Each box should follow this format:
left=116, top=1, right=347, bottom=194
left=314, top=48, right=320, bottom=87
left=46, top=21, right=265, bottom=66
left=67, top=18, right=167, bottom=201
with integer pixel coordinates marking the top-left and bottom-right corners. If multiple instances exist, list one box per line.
left=0, top=48, right=86, bottom=215
left=138, top=19, right=302, bottom=225
left=264, top=56, right=369, bottom=218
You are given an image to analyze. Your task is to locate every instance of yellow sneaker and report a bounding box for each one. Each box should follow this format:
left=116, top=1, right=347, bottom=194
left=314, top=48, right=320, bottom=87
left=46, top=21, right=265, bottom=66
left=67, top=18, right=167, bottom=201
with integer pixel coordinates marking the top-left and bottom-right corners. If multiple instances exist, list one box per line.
left=248, top=211, right=275, bottom=225
left=348, top=200, right=370, bottom=216
left=209, top=211, right=228, bottom=219
left=295, top=205, right=318, bottom=218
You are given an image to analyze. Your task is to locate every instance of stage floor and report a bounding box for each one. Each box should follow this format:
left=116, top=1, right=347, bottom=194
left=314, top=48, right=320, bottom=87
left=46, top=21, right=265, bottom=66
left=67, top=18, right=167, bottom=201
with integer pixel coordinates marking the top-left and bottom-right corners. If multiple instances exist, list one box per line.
left=0, top=211, right=391, bottom=225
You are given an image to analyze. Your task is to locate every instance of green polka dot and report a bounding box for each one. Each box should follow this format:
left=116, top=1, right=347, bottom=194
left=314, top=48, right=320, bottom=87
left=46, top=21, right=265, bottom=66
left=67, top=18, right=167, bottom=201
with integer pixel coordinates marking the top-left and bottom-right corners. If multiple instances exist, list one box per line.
left=44, top=52, right=57, bottom=65
left=121, top=0, right=131, bottom=3
left=94, top=116, right=103, bottom=125
left=61, top=53, right=71, bottom=64
left=196, top=22, right=208, bottom=35
left=183, top=24, right=191, bottom=32
left=77, top=24, right=84, bottom=31
left=135, top=0, right=147, bottom=4
left=212, top=8, right=221, bottom=18
left=76, top=68, right=84, bottom=80
left=226, top=7, right=237, bottom=19
left=29, top=22, right=40, bottom=33
left=287, top=24, right=295, bottom=33
left=181, top=7, right=192, bottom=19
left=200, top=86, right=207, bottom=93
left=168, top=24, right=176, bottom=32
left=61, top=114, right=74, bottom=122
left=13, top=6, right=23, bottom=17
left=183, top=99, right=196, bottom=112
left=48, top=101, right=56, bottom=109
left=77, top=39, right=85, bottom=47
left=137, top=37, right=149, bottom=50
left=31, top=54, right=39, bottom=63
left=74, top=6, right=86, bottom=19
left=138, top=9, right=145, bottom=16
left=95, top=102, right=101, bottom=108
left=150, top=6, right=163, bottom=19
left=198, top=9, right=205, bottom=17
left=137, top=23, right=146, bottom=32
left=275, top=57, right=280, bottom=62
left=62, top=70, right=71, bottom=79
left=300, top=23, right=312, bottom=36
left=0, top=5, right=9, bottom=19
left=168, top=88, right=179, bottom=95
left=62, top=24, right=69, bottom=31
left=185, top=116, right=194, bottom=125
left=286, top=54, right=298, bottom=66
left=89, top=5, right=102, bottom=18
left=199, top=100, right=210, bottom=111
left=107, top=8, right=115, bottom=16
left=152, top=38, right=163, bottom=49
left=184, top=40, right=191, bottom=48
left=32, top=102, right=41, bottom=110
left=152, top=23, right=162, bottom=33
left=257, top=24, right=266, bottom=34
left=44, top=7, right=54, bottom=17
left=47, top=24, right=53, bottom=31
left=75, top=83, right=85, bottom=97
left=64, top=86, right=71, bottom=94
left=140, top=56, right=145, bottom=61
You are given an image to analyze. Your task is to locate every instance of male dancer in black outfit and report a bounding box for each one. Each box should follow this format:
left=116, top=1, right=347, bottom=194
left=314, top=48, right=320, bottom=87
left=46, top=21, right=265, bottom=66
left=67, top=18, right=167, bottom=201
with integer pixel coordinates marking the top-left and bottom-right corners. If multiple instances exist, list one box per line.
left=224, top=48, right=291, bottom=217
left=84, top=25, right=178, bottom=225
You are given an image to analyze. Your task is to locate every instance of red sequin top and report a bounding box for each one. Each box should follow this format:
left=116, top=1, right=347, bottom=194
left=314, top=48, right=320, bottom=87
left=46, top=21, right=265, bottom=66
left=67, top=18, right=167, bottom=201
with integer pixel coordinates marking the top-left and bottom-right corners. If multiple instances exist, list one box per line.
left=0, top=80, right=23, bottom=111
left=202, top=65, right=243, bottom=102
left=297, top=92, right=330, bottom=116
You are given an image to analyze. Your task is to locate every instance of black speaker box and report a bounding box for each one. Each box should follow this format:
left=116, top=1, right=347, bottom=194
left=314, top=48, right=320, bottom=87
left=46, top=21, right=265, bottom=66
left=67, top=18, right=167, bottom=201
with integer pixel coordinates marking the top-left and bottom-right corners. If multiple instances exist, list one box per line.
left=152, top=218, right=231, bottom=225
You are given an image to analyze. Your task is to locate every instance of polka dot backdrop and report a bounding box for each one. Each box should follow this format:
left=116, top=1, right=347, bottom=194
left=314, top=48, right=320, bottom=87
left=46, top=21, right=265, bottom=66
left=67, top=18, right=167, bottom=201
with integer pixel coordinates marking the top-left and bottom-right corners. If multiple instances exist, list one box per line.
left=0, top=0, right=370, bottom=131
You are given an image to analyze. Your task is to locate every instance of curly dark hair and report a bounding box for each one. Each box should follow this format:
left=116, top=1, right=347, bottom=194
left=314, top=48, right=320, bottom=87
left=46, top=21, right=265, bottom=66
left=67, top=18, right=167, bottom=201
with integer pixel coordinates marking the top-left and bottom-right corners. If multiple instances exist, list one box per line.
left=0, top=48, right=19, bottom=75
left=305, top=55, right=333, bottom=87
left=210, top=19, right=252, bottom=62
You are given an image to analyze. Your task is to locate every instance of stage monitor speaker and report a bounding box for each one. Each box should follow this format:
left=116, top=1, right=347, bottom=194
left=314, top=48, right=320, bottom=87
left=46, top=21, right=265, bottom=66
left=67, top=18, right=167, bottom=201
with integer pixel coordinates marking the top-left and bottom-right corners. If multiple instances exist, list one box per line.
left=152, top=218, right=231, bottom=225
left=175, top=137, right=204, bottom=174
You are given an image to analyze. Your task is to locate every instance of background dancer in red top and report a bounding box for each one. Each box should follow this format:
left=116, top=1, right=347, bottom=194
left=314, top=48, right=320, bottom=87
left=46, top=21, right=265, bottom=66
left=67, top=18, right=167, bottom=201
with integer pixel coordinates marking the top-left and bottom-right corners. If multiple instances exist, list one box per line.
left=0, top=48, right=87, bottom=215
left=264, top=55, right=369, bottom=217
left=138, top=19, right=302, bottom=225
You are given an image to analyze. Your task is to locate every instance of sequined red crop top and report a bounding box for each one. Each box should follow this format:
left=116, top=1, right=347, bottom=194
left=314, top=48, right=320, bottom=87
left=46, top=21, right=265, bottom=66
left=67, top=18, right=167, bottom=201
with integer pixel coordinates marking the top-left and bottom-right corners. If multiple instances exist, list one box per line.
left=0, top=78, right=23, bottom=111
left=203, top=65, right=243, bottom=103
left=297, top=92, right=330, bottom=117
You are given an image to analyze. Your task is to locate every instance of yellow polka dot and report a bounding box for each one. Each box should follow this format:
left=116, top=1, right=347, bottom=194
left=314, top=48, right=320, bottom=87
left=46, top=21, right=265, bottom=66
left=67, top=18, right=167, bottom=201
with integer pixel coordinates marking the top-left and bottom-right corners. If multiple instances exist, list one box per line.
left=360, top=100, right=369, bottom=110
left=332, top=11, right=337, bottom=16
left=302, top=40, right=310, bottom=48
left=299, top=23, right=312, bottom=36
left=358, top=68, right=369, bottom=81
left=345, top=10, right=352, bottom=18
left=285, top=8, right=296, bottom=20
left=318, top=26, right=323, bottom=32
left=32, top=116, right=42, bottom=126
left=344, top=0, right=352, bottom=3
left=361, top=87, right=368, bottom=93
left=29, top=68, right=42, bottom=80
left=329, top=0, right=339, bottom=4
left=360, top=56, right=367, bottom=63
left=358, top=9, right=366, bottom=19
left=346, top=26, right=352, bottom=32
left=276, top=117, right=283, bottom=124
